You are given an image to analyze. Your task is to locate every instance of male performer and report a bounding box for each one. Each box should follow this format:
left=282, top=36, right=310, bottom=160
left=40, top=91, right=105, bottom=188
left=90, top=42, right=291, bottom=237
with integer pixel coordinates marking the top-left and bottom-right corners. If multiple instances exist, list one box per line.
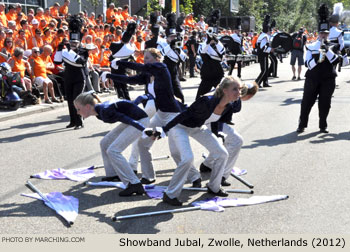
left=297, top=4, right=340, bottom=134
left=268, top=22, right=278, bottom=78
left=255, top=15, right=274, bottom=88
left=109, top=22, right=137, bottom=100
left=145, top=12, right=160, bottom=49
left=227, top=18, right=243, bottom=78
left=157, top=13, right=187, bottom=103
left=54, top=15, right=88, bottom=130
left=195, top=9, right=225, bottom=99
left=328, top=3, right=349, bottom=73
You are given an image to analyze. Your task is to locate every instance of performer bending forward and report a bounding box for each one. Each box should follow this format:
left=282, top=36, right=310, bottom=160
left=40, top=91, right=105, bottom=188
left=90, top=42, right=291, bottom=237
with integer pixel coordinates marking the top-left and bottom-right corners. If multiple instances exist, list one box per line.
left=156, top=76, right=243, bottom=206
left=74, top=92, right=150, bottom=196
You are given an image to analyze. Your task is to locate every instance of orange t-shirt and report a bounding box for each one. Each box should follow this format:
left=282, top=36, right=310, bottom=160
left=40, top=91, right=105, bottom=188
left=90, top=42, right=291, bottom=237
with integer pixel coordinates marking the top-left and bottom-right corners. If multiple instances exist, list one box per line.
left=11, top=56, right=26, bottom=78
left=28, top=36, right=44, bottom=50
left=49, top=7, right=59, bottom=18
left=99, top=49, right=111, bottom=67
left=31, top=56, right=47, bottom=78
left=6, top=12, right=16, bottom=21
left=106, top=9, right=115, bottom=24
left=121, top=10, right=129, bottom=21
left=59, top=6, right=68, bottom=16
left=40, top=54, right=54, bottom=74
left=0, top=12, right=7, bottom=27
left=252, top=35, right=258, bottom=49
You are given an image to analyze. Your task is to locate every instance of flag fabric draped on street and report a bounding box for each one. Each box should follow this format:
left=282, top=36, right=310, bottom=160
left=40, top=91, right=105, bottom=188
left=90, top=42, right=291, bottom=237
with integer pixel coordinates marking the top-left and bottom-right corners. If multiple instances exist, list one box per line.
left=192, top=195, right=289, bottom=212
left=31, top=166, right=95, bottom=181
left=21, top=192, right=79, bottom=224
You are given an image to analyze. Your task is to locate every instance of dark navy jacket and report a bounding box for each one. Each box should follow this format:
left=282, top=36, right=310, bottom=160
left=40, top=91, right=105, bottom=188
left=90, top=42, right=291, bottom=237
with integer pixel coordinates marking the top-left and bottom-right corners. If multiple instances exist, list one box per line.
left=107, top=61, right=182, bottom=113
left=163, top=95, right=241, bottom=135
left=95, top=100, right=148, bottom=131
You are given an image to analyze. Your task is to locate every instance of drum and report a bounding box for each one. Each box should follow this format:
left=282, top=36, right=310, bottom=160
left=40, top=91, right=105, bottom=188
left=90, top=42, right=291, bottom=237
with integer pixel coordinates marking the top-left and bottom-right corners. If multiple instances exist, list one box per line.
left=271, top=32, right=293, bottom=53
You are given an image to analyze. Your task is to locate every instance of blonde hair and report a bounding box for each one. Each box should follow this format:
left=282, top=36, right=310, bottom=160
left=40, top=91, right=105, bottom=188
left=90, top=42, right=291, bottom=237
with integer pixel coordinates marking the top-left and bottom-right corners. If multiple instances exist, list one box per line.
left=74, top=91, right=101, bottom=106
left=144, top=48, right=162, bottom=60
left=241, top=81, right=258, bottom=98
left=214, top=76, right=241, bottom=98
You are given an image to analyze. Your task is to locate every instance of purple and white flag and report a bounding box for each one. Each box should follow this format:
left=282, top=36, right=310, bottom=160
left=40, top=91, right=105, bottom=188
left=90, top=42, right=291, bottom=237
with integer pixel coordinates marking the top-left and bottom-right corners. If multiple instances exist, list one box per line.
left=192, top=195, right=288, bottom=212
left=31, top=166, right=96, bottom=182
left=231, top=167, right=247, bottom=176
left=21, top=192, right=79, bottom=224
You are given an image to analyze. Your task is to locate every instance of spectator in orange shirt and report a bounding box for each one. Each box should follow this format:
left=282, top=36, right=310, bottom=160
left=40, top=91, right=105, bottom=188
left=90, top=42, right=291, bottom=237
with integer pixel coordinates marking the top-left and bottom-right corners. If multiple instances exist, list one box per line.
left=15, top=12, right=24, bottom=30
left=44, top=8, right=52, bottom=23
left=39, top=19, right=47, bottom=31
left=51, top=28, right=65, bottom=51
left=0, top=37, right=14, bottom=63
left=88, top=12, right=97, bottom=26
left=29, top=47, right=59, bottom=104
left=20, top=20, right=32, bottom=40
left=6, top=4, right=17, bottom=22
left=121, top=5, right=130, bottom=21
left=7, top=21, right=17, bottom=37
left=31, top=19, right=40, bottom=35
left=104, top=24, right=111, bottom=36
left=106, top=3, right=116, bottom=24
left=43, top=27, right=53, bottom=46
left=59, top=0, right=70, bottom=18
left=28, top=28, right=44, bottom=50
left=16, top=3, right=27, bottom=20
left=14, top=29, right=27, bottom=50
left=35, top=7, right=45, bottom=22
left=5, top=29, right=14, bottom=39
left=8, top=47, right=32, bottom=91
left=0, top=3, right=7, bottom=27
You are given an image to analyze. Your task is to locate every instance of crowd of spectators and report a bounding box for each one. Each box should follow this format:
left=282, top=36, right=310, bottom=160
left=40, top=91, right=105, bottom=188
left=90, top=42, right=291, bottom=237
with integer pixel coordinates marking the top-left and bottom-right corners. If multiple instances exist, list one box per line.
left=0, top=1, right=259, bottom=107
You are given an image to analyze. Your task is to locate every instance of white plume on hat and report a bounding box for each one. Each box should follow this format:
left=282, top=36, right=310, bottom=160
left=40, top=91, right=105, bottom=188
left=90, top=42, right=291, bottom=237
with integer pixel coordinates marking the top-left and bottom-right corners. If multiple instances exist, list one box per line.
left=333, top=2, right=343, bottom=16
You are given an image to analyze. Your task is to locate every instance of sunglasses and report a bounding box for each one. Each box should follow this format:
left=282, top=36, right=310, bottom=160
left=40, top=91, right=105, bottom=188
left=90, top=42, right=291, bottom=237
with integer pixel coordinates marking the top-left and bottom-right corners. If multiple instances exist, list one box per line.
left=33, top=50, right=39, bottom=53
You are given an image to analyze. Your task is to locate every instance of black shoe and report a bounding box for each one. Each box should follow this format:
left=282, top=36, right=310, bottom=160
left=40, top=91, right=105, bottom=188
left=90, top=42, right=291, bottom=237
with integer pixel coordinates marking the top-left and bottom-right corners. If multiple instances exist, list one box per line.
left=221, top=177, right=231, bottom=187
left=140, top=178, right=156, bottom=184
left=74, top=125, right=84, bottom=130
left=180, top=77, right=186, bottom=81
left=258, top=85, right=262, bottom=88
left=263, top=83, right=272, bottom=87
left=200, top=163, right=212, bottom=173
left=296, top=127, right=305, bottom=133
left=207, top=186, right=228, bottom=197
left=162, top=192, right=183, bottom=206
left=190, top=75, right=197, bottom=78
left=297, top=77, right=301, bottom=80
left=101, top=175, right=121, bottom=182
left=66, top=123, right=75, bottom=128
left=320, top=128, right=329, bottom=133
left=292, top=76, right=296, bottom=80
left=192, top=178, right=202, bottom=188
left=119, top=182, right=145, bottom=196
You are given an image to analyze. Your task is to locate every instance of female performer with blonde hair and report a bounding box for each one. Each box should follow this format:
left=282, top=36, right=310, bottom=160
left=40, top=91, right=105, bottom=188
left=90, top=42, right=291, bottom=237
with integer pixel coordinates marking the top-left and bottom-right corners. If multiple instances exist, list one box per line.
left=156, top=76, right=245, bottom=206
left=74, top=92, right=150, bottom=196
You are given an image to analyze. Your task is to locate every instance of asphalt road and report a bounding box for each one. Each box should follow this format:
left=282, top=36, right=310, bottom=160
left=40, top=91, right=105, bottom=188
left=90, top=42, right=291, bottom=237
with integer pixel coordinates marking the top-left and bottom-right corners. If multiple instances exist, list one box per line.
left=1, top=57, right=350, bottom=234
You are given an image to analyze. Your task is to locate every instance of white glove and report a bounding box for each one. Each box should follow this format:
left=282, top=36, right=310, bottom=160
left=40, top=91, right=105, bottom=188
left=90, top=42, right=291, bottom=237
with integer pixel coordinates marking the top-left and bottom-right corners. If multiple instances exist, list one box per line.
left=111, top=58, right=119, bottom=70
left=154, top=127, right=167, bottom=139
left=142, top=128, right=154, bottom=139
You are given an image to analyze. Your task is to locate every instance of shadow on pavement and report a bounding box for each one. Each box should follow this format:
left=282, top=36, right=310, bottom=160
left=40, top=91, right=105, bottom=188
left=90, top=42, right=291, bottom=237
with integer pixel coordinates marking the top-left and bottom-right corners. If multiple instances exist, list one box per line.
left=242, top=131, right=320, bottom=149
left=280, top=98, right=302, bottom=106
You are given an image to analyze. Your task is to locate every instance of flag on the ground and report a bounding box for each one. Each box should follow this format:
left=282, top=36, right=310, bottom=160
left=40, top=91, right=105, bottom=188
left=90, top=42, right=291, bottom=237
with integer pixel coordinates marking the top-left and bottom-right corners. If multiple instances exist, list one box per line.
left=31, top=166, right=95, bottom=181
left=21, top=192, right=79, bottom=225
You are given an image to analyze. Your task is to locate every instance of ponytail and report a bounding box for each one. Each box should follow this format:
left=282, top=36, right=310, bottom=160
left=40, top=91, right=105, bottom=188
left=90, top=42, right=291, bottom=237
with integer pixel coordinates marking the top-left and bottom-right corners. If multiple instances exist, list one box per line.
left=214, top=76, right=241, bottom=98
left=74, top=91, right=102, bottom=106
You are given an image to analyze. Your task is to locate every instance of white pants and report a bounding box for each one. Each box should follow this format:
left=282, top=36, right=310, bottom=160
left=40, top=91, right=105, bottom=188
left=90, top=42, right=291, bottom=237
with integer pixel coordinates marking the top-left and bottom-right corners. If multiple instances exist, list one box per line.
left=100, top=117, right=149, bottom=185
left=165, top=124, right=228, bottom=199
left=129, top=99, right=157, bottom=172
left=137, top=110, right=179, bottom=180
left=204, top=123, right=243, bottom=179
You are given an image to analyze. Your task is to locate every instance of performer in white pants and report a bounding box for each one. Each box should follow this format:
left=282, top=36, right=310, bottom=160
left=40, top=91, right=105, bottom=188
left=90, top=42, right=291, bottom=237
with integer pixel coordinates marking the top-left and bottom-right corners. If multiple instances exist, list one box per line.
left=74, top=92, right=151, bottom=196
left=106, top=48, right=201, bottom=186
left=200, top=82, right=258, bottom=185
left=155, top=76, right=243, bottom=206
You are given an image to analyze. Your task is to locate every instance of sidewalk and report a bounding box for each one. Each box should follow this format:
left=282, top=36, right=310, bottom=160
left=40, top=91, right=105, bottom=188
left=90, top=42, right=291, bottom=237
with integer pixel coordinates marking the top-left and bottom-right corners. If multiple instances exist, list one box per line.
left=0, top=76, right=202, bottom=122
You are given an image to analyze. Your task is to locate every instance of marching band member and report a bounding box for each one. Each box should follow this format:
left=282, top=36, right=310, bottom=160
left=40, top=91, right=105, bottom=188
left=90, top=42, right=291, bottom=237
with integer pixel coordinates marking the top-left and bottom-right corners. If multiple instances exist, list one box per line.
left=255, top=15, right=274, bottom=88
left=157, top=13, right=187, bottom=103
left=195, top=9, right=225, bottom=99
left=227, top=18, right=242, bottom=78
left=109, top=22, right=136, bottom=100
left=297, top=4, right=340, bottom=134
left=74, top=92, right=149, bottom=196
left=328, top=3, right=349, bottom=72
